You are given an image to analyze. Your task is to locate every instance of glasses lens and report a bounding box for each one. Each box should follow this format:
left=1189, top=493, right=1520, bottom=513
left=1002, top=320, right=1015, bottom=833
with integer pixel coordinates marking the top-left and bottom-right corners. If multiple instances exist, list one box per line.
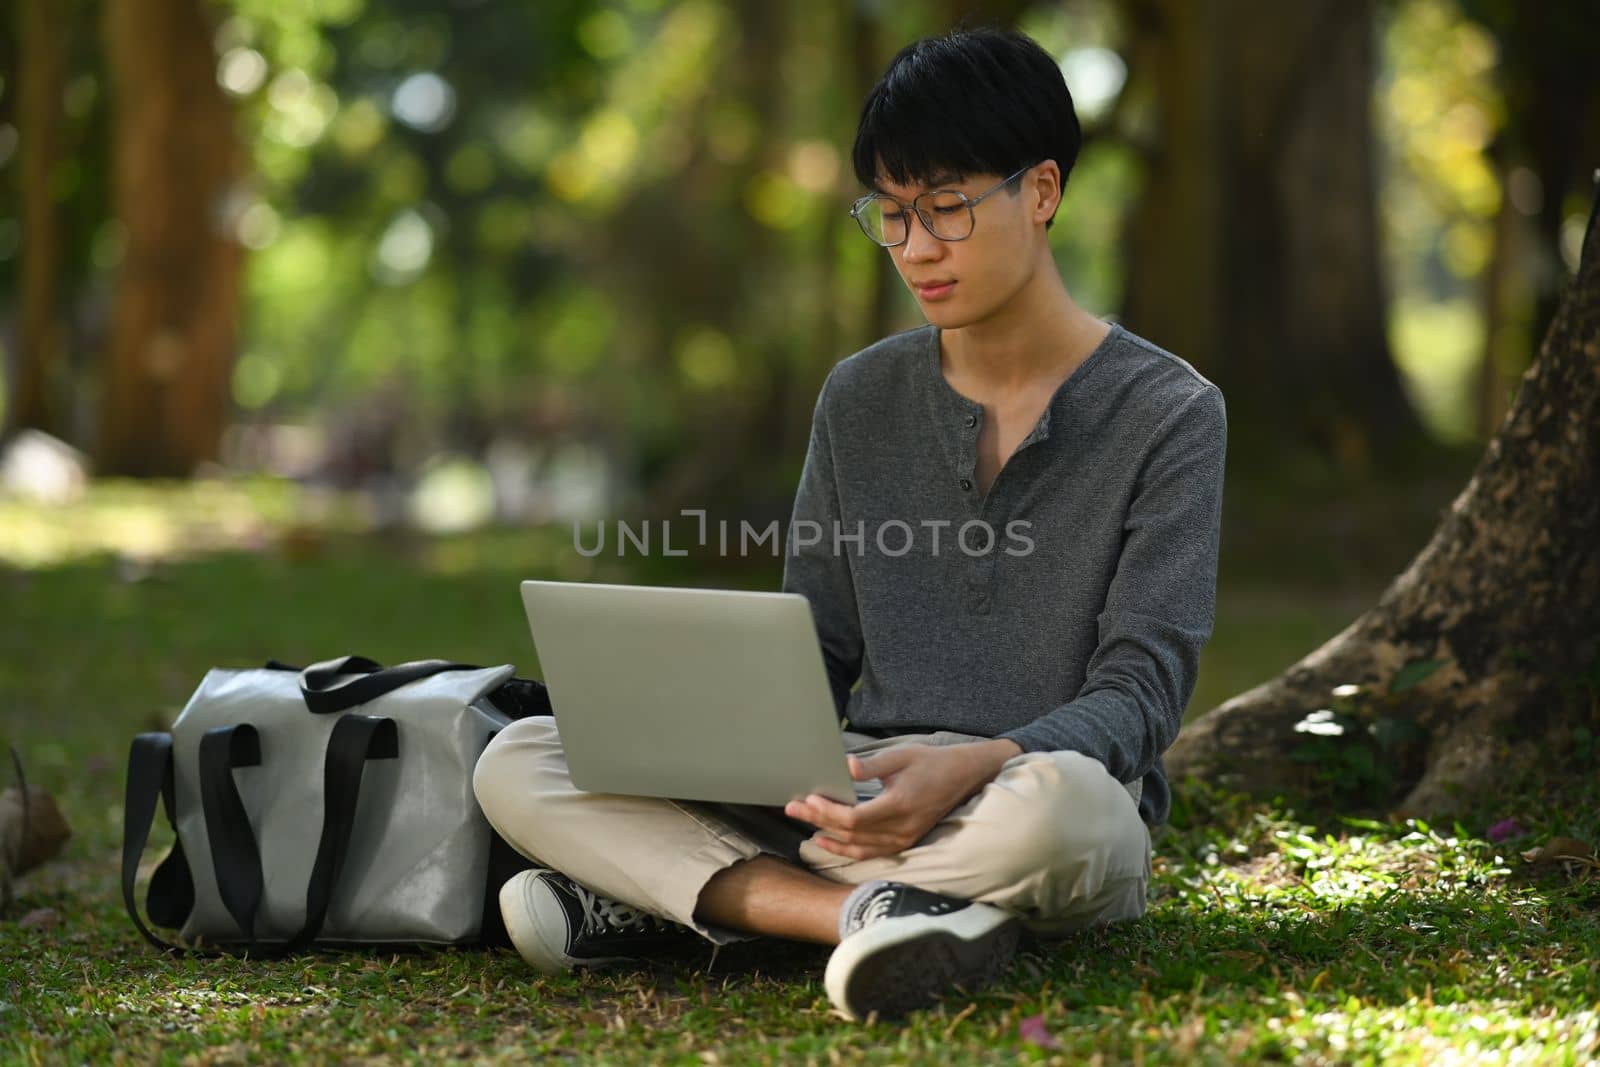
left=855, top=197, right=908, bottom=246
left=921, top=192, right=973, bottom=240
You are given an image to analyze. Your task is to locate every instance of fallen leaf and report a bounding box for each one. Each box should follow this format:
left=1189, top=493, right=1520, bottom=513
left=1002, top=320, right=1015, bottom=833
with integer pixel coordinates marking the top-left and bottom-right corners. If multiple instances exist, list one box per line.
left=1521, top=836, right=1600, bottom=868
left=1019, top=1014, right=1061, bottom=1050
left=2, top=778, right=73, bottom=874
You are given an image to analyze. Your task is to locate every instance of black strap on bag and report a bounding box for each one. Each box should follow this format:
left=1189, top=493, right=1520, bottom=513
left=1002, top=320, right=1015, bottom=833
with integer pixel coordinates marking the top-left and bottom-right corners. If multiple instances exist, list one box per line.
left=198, top=724, right=266, bottom=944
left=192, top=714, right=398, bottom=956
left=269, top=656, right=552, bottom=722
left=291, top=713, right=399, bottom=951
left=122, top=732, right=195, bottom=953
left=297, top=656, right=480, bottom=715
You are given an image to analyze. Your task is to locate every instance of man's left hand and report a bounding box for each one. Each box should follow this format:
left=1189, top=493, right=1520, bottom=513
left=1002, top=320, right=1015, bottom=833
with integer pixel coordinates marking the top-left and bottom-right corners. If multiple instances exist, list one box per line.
left=783, top=739, right=1022, bottom=861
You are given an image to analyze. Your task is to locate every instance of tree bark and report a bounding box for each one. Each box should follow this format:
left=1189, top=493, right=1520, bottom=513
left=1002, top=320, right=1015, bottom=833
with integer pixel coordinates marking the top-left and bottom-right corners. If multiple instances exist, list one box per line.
left=10, top=0, right=70, bottom=441
left=1167, top=185, right=1600, bottom=816
left=1120, top=0, right=1421, bottom=463
left=97, top=0, right=244, bottom=477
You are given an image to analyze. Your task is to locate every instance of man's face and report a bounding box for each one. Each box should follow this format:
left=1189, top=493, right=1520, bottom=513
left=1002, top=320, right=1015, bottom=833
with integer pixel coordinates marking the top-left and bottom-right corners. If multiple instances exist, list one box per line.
left=871, top=167, right=1038, bottom=329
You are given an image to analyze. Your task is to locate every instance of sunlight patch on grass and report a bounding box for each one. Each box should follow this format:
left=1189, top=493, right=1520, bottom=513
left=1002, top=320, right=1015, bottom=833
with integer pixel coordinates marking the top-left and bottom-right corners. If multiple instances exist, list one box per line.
left=0, top=477, right=360, bottom=567
left=1297, top=1002, right=1598, bottom=1066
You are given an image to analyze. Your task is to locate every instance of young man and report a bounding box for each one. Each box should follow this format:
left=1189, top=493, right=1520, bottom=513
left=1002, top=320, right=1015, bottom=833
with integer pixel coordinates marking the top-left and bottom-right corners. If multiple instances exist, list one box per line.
left=472, top=27, right=1226, bottom=1021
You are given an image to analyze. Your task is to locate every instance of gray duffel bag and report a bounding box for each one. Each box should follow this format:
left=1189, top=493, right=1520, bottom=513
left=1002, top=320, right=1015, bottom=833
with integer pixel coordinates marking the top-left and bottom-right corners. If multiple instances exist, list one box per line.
left=121, top=656, right=549, bottom=954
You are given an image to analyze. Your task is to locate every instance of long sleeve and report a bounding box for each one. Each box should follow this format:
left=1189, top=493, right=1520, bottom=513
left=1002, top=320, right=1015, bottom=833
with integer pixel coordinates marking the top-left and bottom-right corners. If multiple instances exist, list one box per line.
left=781, top=367, right=864, bottom=720
left=997, top=384, right=1227, bottom=813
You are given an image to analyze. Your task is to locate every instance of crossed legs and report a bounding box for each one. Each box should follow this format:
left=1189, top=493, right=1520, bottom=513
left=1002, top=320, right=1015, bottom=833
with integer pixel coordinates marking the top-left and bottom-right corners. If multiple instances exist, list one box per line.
left=472, top=717, right=1151, bottom=946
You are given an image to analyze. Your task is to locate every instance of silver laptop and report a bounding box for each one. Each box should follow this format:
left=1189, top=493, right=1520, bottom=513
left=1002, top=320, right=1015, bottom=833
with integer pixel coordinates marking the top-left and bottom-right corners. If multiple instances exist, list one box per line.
left=519, top=579, right=867, bottom=807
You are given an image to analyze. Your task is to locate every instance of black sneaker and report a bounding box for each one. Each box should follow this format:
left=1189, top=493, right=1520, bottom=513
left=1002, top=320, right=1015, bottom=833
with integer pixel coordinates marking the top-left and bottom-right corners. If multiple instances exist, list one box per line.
left=498, top=867, right=705, bottom=974
left=824, top=881, right=1021, bottom=1021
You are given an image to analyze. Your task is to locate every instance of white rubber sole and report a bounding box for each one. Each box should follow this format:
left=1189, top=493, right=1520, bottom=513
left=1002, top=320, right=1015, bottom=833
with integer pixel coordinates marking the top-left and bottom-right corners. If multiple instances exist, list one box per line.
left=824, top=903, right=1021, bottom=1021
left=499, top=869, right=579, bottom=975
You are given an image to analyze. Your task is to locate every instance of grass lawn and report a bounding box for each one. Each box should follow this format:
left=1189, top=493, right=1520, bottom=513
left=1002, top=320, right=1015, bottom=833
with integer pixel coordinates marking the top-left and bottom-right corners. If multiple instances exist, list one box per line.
left=4, top=477, right=1598, bottom=1064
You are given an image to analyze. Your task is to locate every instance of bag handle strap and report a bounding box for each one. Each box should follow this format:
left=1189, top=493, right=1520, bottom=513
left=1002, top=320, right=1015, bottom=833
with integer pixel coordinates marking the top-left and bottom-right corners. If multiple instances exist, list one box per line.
left=121, top=732, right=193, bottom=953
left=198, top=724, right=266, bottom=945
left=195, top=715, right=399, bottom=955
left=298, top=656, right=481, bottom=714
left=285, top=713, right=398, bottom=952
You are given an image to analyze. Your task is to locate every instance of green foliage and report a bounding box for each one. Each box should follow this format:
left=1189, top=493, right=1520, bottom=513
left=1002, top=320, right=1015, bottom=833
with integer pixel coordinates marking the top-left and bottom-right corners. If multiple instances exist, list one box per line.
left=1288, top=664, right=1443, bottom=810
left=11, top=0, right=1570, bottom=482
left=1379, top=0, right=1504, bottom=290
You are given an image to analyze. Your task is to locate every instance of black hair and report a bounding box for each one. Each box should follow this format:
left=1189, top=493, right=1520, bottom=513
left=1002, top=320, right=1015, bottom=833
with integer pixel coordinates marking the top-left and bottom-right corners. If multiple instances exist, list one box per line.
left=851, top=27, right=1082, bottom=230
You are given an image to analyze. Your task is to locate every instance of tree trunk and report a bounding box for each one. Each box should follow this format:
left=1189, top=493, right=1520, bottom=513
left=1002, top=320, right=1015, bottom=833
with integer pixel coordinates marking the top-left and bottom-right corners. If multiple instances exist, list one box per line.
left=10, top=0, right=70, bottom=441
left=97, top=0, right=243, bottom=477
left=849, top=3, right=898, bottom=359
left=1167, top=185, right=1600, bottom=816
left=1120, top=0, right=1421, bottom=464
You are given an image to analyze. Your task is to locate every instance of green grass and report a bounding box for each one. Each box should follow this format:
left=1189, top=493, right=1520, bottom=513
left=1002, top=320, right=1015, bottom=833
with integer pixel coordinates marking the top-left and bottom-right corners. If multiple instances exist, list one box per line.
left=5, top=475, right=1597, bottom=1064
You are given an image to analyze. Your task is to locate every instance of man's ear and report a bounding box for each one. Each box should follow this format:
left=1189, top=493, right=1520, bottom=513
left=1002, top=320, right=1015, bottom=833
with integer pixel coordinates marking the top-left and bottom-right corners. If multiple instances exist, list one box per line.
left=1029, top=160, right=1062, bottom=225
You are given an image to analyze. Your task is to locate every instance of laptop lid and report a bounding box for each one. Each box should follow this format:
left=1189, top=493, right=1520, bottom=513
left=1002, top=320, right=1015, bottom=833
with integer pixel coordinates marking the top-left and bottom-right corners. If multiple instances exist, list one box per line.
left=519, top=579, right=859, bottom=807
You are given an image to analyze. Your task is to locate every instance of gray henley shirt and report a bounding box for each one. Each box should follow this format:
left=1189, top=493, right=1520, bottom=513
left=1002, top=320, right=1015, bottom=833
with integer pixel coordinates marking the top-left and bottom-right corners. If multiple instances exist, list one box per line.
left=779, top=320, right=1227, bottom=825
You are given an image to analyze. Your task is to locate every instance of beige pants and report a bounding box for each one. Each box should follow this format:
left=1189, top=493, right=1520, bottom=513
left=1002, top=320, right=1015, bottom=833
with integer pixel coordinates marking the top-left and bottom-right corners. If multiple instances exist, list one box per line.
left=472, top=716, right=1152, bottom=946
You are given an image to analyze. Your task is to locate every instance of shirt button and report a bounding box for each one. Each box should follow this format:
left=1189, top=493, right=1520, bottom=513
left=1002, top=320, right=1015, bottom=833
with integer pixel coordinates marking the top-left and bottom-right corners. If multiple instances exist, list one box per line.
left=959, top=478, right=972, bottom=491
left=963, top=413, right=977, bottom=428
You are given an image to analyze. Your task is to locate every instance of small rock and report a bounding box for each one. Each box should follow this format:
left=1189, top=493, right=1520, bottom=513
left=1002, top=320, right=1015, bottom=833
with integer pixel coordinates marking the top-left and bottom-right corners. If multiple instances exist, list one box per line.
left=0, top=430, right=90, bottom=504
left=19, top=907, right=60, bottom=929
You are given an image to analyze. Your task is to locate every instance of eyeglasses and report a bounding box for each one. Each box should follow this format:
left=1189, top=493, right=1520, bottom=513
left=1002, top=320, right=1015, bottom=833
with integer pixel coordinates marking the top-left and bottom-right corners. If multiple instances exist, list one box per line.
left=849, top=164, right=1035, bottom=247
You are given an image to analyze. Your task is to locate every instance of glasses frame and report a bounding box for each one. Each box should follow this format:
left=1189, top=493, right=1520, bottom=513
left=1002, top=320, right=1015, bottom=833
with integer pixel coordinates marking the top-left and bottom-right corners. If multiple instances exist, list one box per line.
left=849, top=163, right=1036, bottom=248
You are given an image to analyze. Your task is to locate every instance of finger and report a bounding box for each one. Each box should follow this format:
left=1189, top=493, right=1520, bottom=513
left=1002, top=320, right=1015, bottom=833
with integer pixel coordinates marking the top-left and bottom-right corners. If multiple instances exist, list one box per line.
left=784, top=795, right=847, bottom=822
left=788, top=792, right=903, bottom=834
left=849, top=747, right=918, bottom=780
left=803, top=793, right=862, bottom=830
left=811, top=827, right=903, bottom=849
left=810, top=834, right=904, bottom=861
left=843, top=792, right=905, bottom=825
left=784, top=802, right=850, bottom=835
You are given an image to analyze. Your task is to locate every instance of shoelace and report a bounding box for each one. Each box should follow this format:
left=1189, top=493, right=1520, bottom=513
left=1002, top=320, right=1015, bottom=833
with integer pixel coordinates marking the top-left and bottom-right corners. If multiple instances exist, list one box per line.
left=571, top=882, right=668, bottom=936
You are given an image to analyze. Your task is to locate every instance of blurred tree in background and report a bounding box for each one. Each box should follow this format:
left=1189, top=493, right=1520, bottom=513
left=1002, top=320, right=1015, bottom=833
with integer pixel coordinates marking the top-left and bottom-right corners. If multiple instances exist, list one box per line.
left=98, top=0, right=243, bottom=476
left=1119, top=0, right=1419, bottom=465
left=1, top=0, right=1597, bottom=519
